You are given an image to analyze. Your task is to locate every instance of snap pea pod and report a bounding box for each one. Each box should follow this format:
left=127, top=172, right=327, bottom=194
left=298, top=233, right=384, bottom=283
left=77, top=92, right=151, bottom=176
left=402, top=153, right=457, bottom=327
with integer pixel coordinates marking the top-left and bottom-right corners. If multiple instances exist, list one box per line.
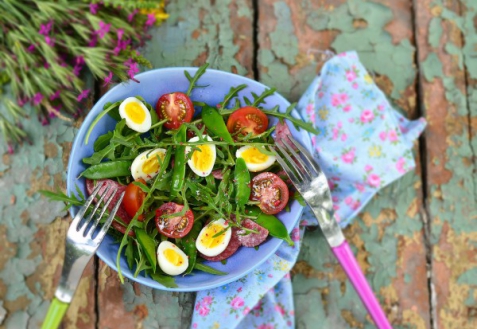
left=171, top=125, right=187, bottom=194
left=246, top=207, right=294, bottom=246
left=149, top=272, right=178, bottom=288
left=234, top=157, right=251, bottom=207
left=194, top=262, right=227, bottom=275
left=181, top=221, right=202, bottom=274
left=135, top=228, right=157, bottom=270
left=80, top=160, right=132, bottom=179
left=201, top=105, right=234, bottom=144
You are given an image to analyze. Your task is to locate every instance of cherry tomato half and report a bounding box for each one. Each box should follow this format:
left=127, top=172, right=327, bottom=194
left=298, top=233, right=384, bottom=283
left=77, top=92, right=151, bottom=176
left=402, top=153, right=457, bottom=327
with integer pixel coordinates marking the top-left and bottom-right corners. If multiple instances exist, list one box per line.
left=155, top=92, right=194, bottom=130
left=250, top=172, right=289, bottom=215
left=123, top=179, right=146, bottom=220
left=155, top=202, right=194, bottom=238
left=226, top=106, right=269, bottom=136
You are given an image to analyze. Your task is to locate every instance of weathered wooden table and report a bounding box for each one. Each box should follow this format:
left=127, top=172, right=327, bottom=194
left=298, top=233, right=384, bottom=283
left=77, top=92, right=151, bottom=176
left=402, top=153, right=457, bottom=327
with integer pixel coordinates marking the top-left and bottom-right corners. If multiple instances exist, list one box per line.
left=1, top=0, right=476, bottom=328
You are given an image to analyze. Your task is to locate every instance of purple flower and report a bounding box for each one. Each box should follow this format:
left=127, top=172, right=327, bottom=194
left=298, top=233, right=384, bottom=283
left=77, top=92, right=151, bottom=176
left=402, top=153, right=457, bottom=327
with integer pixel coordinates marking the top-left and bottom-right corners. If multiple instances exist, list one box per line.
left=77, top=89, right=90, bottom=101
left=18, top=97, right=29, bottom=107
left=27, top=44, right=36, bottom=52
left=103, top=71, right=113, bottom=86
left=127, top=62, right=139, bottom=79
left=127, top=9, right=138, bottom=22
left=88, top=34, right=98, bottom=47
left=32, top=92, right=43, bottom=106
left=7, top=144, right=14, bottom=155
left=97, top=21, right=111, bottom=39
left=73, top=65, right=83, bottom=76
left=39, top=21, right=52, bottom=36
left=45, top=36, right=55, bottom=47
left=145, top=14, right=156, bottom=27
left=113, top=38, right=131, bottom=55
left=124, top=58, right=134, bottom=67
left=50, top=90, right=61, bottom=101
left=117, top=28, right=124, bottom=40
left=76, top=56, right=85, bottom=66
left=90, top=3, right=99, bottom=14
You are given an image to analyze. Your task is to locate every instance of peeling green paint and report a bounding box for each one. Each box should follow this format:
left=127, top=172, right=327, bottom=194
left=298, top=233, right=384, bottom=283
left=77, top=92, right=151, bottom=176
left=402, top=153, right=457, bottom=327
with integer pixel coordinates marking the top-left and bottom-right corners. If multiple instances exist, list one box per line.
left=457, top=268, right=477, bottom=285
left=0, top=115, right=71, bottom=328
left=309, top=1, right=416, bottom=100
left=421, top=53, right=444, bottom=82
left=422, top=1, right=477, bottom=327
left=445, top=42, right=464, bottom=70
left=142, top=0, right=250, bottom=76
left=269, top=2, right=299, bottom=65
left=121, top=282, right=193, bottom=328
left=428, top=17, right=443, bottom=48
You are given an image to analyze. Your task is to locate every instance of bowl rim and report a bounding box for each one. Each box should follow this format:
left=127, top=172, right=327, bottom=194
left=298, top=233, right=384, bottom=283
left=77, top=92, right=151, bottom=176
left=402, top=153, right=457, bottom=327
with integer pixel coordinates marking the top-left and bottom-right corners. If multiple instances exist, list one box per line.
left=67, top=66, right=311, bottom=291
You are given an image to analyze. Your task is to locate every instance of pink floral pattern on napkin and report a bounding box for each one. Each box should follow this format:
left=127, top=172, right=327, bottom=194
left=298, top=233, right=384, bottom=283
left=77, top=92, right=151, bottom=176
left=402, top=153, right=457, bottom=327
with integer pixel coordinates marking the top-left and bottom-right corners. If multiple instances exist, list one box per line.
left=299, top=51, right=426, bottom=227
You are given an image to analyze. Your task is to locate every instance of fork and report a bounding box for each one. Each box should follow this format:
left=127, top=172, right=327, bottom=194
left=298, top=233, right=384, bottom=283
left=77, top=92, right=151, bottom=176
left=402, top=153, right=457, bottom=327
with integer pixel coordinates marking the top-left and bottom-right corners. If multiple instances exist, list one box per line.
left=41, top=183, right=125, bottom=329
left=274, top=135, right=393, bottom=329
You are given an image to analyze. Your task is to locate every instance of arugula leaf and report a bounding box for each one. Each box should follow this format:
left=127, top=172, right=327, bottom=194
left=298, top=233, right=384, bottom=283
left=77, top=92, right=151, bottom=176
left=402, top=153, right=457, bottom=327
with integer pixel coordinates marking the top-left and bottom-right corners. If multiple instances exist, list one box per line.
left=186, top=63, right=209, bottom=96
left=94, top=131, right=113, bottom=152
left=219, top=84, right=247, bottom=109
left=148, top=272, right=178, bottom=288
left=252, top=88, right=276, bottom=107
left=132, top=180, right=151, bottom=193
left=261, top=109, right=320, bottom=135
left=194, top=262, right=227, bottom=275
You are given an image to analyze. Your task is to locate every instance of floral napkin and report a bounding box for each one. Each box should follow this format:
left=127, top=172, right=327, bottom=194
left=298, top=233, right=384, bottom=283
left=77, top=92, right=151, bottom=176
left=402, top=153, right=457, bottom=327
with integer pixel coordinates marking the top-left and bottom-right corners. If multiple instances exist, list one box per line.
left=190, top=51, right=426, bottom=328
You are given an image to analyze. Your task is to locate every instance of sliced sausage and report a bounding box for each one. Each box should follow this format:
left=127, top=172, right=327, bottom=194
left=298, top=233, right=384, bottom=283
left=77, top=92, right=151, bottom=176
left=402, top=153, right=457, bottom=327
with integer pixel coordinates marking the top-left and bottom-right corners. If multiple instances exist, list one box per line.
left=211, top=169, right=224, bottom=180
left=237, top=219, right=269, bottom=247
left=199, top=227, right=241, bottom=262
left=274, top=122, right=296, bottom=149
left=86, top=179, right=133, bottom=236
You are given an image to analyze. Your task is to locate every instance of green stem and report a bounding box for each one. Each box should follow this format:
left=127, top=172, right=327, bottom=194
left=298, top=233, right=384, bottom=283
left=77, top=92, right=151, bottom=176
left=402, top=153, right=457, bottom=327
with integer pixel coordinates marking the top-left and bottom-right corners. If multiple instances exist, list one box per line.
left=84, top=102, right=120, bottom=145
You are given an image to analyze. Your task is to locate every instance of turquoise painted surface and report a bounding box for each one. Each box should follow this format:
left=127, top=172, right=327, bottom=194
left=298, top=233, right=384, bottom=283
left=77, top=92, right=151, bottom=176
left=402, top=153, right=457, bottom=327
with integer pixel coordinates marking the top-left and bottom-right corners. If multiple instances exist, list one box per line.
left=142, top=0, right=250, bottom=75
left=0, top=113, right=71, bottom=328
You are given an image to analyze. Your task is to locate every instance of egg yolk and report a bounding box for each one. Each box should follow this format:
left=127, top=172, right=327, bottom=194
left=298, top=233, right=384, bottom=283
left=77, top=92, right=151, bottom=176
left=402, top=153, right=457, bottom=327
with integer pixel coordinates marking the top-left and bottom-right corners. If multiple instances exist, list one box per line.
left=125, top=102, right=146, bottom=124
left=241, top=147, right=268, bottom=164
left=200, top=224, right=226, bottom=248
left=163, top=248, right=184, bottom=266
left=142, top=153, right=163, bottom=174
left=192, top=145, right=213, bottom=172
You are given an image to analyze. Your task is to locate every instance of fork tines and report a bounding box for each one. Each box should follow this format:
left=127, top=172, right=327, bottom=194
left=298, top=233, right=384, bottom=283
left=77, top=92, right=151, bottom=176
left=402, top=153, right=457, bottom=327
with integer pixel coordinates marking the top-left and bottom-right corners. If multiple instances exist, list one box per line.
left=274, top=135, right=321, bottom=185
left=69, top=182, right=125, bottom=242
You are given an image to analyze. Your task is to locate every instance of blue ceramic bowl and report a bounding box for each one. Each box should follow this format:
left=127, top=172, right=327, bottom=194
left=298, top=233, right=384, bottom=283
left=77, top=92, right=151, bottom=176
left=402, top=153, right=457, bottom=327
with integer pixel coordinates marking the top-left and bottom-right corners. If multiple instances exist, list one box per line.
left=67, top=67, right=312, bottom=291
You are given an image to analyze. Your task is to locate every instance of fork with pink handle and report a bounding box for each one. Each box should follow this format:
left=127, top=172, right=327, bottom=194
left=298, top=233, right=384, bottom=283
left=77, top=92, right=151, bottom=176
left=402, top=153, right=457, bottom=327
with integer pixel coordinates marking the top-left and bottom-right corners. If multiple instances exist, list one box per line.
left=274, top=135, right=393, bottom=329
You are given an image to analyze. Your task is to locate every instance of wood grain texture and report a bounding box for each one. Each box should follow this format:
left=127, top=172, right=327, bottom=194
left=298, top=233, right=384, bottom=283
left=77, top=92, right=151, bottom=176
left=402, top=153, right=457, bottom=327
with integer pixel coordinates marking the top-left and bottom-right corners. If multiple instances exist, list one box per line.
left=414, top=0, right=477, bottom=328
left=257, top=0, right=430, bottom=328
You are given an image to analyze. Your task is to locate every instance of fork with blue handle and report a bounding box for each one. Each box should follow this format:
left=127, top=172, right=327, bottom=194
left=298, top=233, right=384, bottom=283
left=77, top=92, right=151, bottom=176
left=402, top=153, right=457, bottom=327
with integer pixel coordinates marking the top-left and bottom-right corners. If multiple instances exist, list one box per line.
left=274, top=135, right=393, bottom=329
left=42, top=183, right=125, bottom=329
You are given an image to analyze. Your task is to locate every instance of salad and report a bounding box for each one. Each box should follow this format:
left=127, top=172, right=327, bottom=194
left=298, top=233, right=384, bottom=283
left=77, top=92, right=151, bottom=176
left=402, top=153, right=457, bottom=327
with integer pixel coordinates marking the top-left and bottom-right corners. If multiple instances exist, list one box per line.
left=45, top=65, right=318, bottom=288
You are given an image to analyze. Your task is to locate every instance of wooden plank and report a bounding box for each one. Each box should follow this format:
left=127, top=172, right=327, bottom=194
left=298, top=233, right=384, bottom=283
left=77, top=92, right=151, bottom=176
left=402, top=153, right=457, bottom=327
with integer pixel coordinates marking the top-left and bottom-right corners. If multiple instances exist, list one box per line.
left=96, top=1, right=255, bottom=328
left=414, top=0, right=477, bottom=328
left=0, top=105, right=96, bottom=329
left=258, top=0, right=430, bottom=328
